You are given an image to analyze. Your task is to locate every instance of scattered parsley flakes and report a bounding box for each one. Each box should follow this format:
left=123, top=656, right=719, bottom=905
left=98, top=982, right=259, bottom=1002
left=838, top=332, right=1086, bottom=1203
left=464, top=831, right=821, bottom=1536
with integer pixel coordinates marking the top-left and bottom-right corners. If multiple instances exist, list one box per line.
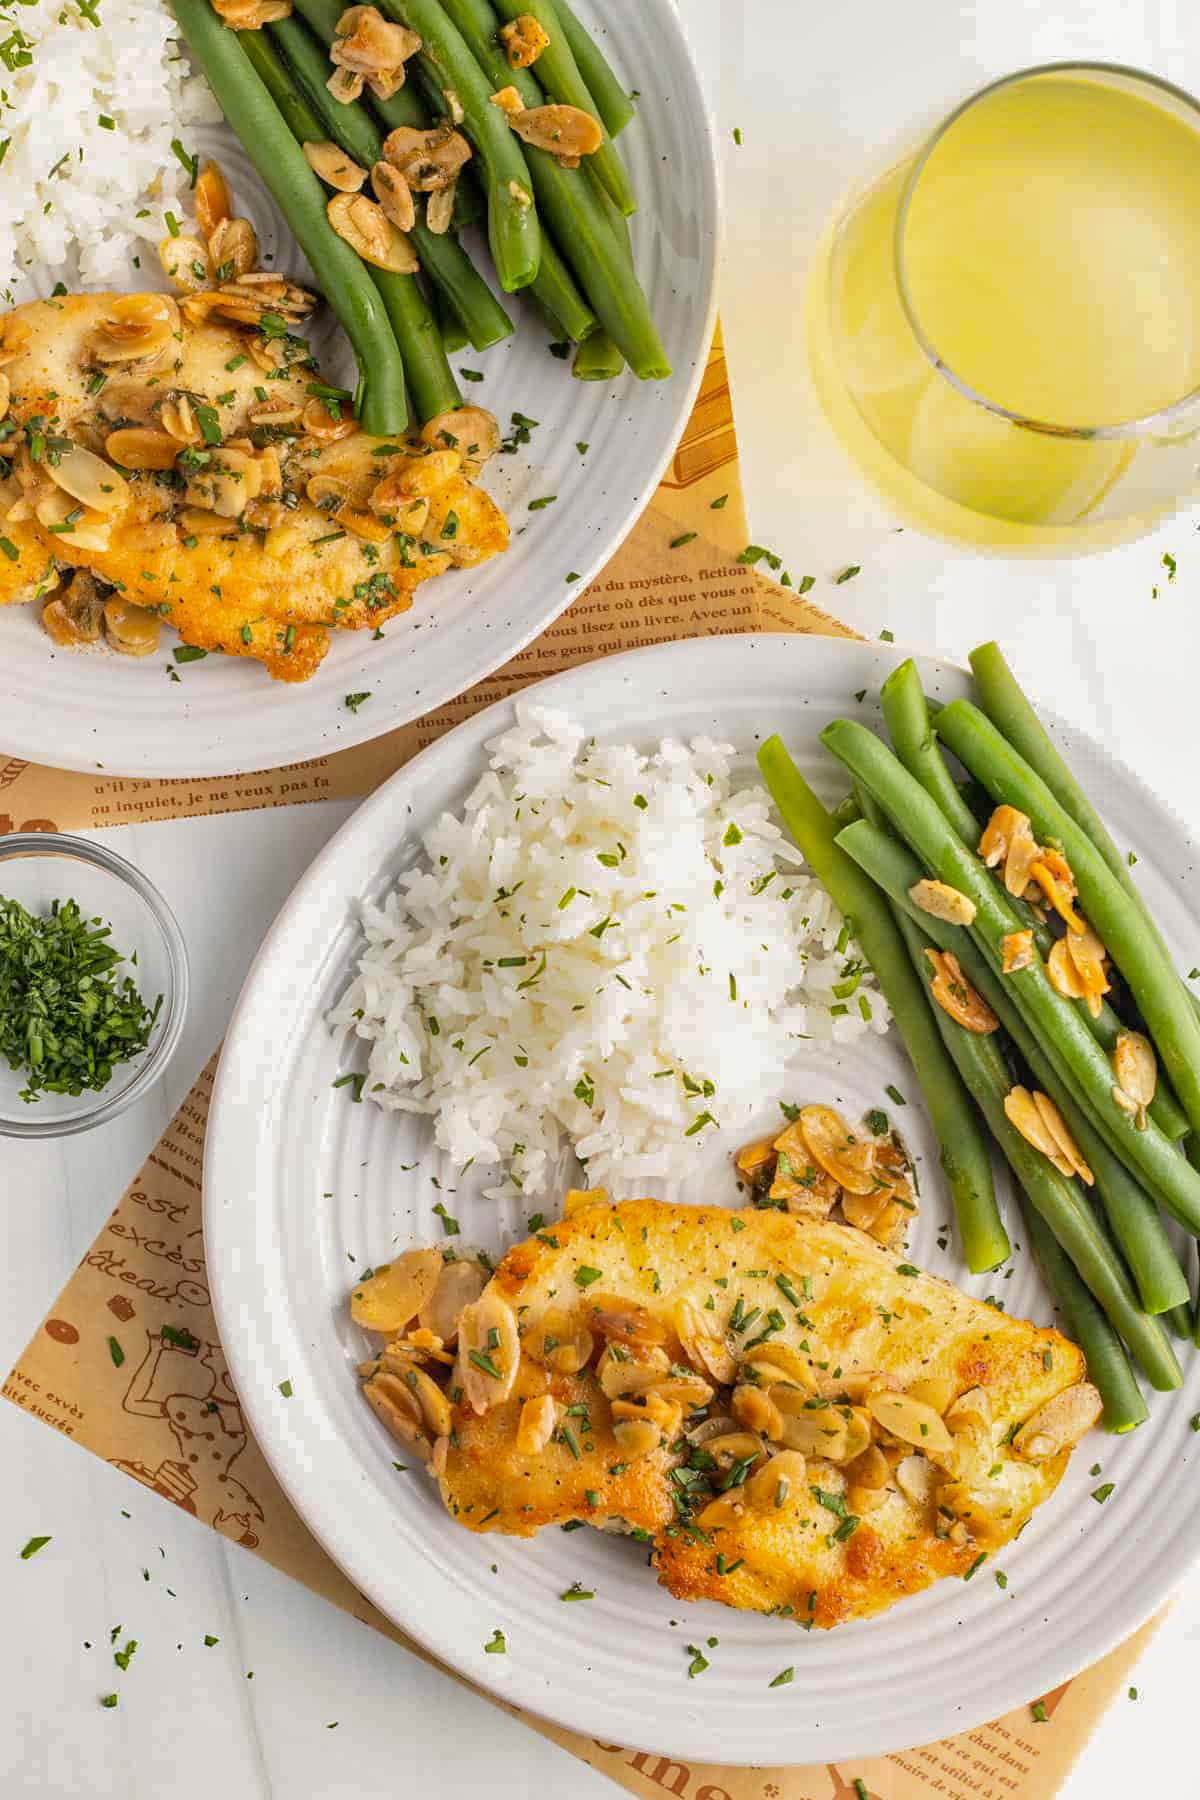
left=835, top=565, right=861, bottom=584
left=732, top=126, right=742, bottom=144
left=100, top=1693, right=118, bottom=1710
left=711, top=494, right=728, bottom=509
left=670, top=531, right=697, bottom=549
left=278, top=1379, right=293, bottom=1398
left=574, top=1265, right=603, bottom=1287
left=173, top=645, right=207, bottom=664
left=484, top=1628, right=506, bottom=1653
left=107, top=1337, right=125, bottom=1368
left=1163, top=551, right=1177, bottom=580
left=19, top=1536, right=51, bottom=1560
left=433, top=1201, right=460, bottom=1236
left=344, top=691, right=371, bottom=712
left=528, top=494, right=557, bottom=511
left=1091, top=1482, right=1115, bottom=1504
left=685, top=1643, right=710, bottom=1678
left=769, top=1666, right=794, bottom=1687
left=1030, top=1701, right=1048, bottom=1724
left=203, top=1635, right=219, bottom=1647
left=559, top=1581, right=594, bottom=1601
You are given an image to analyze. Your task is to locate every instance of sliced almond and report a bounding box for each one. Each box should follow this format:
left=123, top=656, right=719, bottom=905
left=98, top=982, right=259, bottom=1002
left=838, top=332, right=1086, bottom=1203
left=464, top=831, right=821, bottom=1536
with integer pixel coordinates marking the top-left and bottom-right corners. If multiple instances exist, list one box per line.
left=695, top=1487, right=746, bottom=1529
left=924, top=948, right=999, bottom=1034
left=426, top=180, right=456, bottom=235
left=159, top=234, right=212, bottom=294
left=102, top=599, right=160, bottom=657
left=795, top=1103, right=879, bottom=1195
left=1029, top=849, right=1085, bottom=933
left=596, top=1344, right=670, bottom=1399
left=327, top=64, right=365, bottom=104
left=1013, top=1383, right=1102, bottom=1460
left=418, top=1258, right=487, bottom=1344
left=735, top=1136, right=776, bottom=1179
left=527, top=1305, right=593, bottom=1375
left=907, top=1375, right=955, bottom=1415
left=372, top=161, right=416, bottom=231
left=582, top=1290, right=666, bottom=1349
left=894, top=1452, right=936, bottom=1507
left=455, top=1290, right=520, bottom=1414
left=909, top=878, right=976, bottom=926
left=305, top=139, right=368, bottom=192
left=34, top=491, right=111, bottom=552
left=745, top=1448, right=807, bottom=1512
left=731, top=1383, right=784, bottom=1441
left=351, top=1247, right=442, bottom=1334
left=489, top=84, right=524, bottom=114
left=516, top=1393, right=559, bottom=1455
left=507, top=102, right=603, bottom=159
left=195, top=160, right=231, bottom=238
left=1032, top=1090, right=1093, bottom=1185
left=945, top=1386, right=991, bottom=1434
left=742, top=1341, right=817, bottom=1391
left=612, top=1415, right=662, bottom=1459
left=90, top=293, right=179, bottom=367
left=845, top=1442, right=891, bottom=1491
left=675, top=1293, right=737, bottom=1384
left=47, top=443, right=131, bottom=514
left=104, top=427, right=179, bottom=474
left=208, top=216, right=259, bottom=280
left=841, top=1188, right=891, bottom=1232
left=778, top=1407, right=851, bottom=1460
left=382, top=123, right=472, bottom=192
left=1112, top=1030, right=1157, bottom=1131
left=301, top=397, right=358, bottom=443
left=327, top=192, right=419, bottom=273
left=1047, top=935, right=1087, bottom=1002
left=865, top=1390, right=954, bottom=1458
left=500, top=13, right=550, bottom=68
left=1001, top=928, right=1035, bottom=974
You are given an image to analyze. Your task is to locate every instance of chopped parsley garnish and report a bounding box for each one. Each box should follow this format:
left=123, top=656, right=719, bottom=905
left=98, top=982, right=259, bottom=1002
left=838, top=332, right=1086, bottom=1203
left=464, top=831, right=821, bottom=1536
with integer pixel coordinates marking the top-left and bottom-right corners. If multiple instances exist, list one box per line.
left=108, top=1337, right=125, bottom=1368
left=173, top=645, right=207, bottom=664
left=483, top=1628, right=507, bottom=1653
left=19, top=1536, right=51, bottom=1560
left=670, top=532, right=697, bottom=549
left=769, top=1666, right=794, bottom=1688
left=433, top=1201, right=460, bottom=1236
left=278, top=1379, right=293, bottom=1398
left=343, top=691, right=371, bottom=712
left=1030, top=1701, right=1048, bottom=1724
left=1091, top=1483, right=1115, bottom=1504
left=885, top=1084, right=906, bottom=1106
left=528, top=495, right=557, bottom=511
left=559, top=1581, right=594, bottom=1601
left=574, top=1265, right=603, bottom=1287
left=685, top=1643, right=710, bottom=1678
left=0, top=896, right=161, bottom=1102
left=835, top=565, right=861, bottom=584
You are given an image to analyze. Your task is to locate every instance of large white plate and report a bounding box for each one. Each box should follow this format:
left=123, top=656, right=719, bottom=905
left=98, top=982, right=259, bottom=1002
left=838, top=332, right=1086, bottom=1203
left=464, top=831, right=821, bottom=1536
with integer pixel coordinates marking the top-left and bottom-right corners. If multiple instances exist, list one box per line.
left=205, top=633, right=1200, bottom=1765
left=0, top=1, right=717, bottom=778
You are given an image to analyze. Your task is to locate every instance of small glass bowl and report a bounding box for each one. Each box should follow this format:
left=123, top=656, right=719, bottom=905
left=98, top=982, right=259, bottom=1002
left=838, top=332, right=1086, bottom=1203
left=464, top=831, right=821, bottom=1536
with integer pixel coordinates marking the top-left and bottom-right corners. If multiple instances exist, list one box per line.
left=0, top=833, right=188, bottom=1137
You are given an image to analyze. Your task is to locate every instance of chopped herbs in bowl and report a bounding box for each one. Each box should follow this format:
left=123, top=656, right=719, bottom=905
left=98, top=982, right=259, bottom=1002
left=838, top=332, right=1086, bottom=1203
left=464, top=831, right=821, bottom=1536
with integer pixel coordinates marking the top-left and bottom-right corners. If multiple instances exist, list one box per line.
left=0, top=834, right=187, bottom=1137
left=0, top=894, right=161, bottom=1100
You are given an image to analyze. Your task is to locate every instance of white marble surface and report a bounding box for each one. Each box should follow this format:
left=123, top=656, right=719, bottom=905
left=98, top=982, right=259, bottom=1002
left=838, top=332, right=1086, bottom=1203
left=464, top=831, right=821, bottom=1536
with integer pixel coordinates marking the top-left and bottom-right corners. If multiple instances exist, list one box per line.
left=6, top=1, right=1200, bottom=1793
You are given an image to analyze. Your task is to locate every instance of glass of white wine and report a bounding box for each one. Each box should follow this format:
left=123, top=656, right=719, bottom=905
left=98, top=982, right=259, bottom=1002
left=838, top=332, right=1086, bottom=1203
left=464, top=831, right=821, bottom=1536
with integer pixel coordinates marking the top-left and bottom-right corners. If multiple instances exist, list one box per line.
left=808, top=62, right=1200, bottom=552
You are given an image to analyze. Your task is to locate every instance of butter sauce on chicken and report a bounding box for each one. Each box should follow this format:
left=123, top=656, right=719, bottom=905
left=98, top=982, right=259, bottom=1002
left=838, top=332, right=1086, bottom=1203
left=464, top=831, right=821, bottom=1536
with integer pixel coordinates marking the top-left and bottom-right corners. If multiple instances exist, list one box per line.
left=0, top=286, right=506, bottom=678
left=351, top=1173, right=1100, bottom=1629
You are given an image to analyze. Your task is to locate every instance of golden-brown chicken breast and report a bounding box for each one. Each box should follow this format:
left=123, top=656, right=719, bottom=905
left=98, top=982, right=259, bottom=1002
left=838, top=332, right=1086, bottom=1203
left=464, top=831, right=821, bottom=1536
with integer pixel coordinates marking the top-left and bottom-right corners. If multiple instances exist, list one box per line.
left=0, top=291, right=508, bottom=678
left=406, top=1199, right=1098, bottom=1629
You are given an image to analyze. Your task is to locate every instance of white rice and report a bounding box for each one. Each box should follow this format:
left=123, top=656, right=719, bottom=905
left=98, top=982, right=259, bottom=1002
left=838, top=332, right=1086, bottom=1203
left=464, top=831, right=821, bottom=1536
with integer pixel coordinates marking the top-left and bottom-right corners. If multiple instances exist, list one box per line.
left=331, top=705, right=890, bottom=1200
left=0, top=0, right=221, bottom=306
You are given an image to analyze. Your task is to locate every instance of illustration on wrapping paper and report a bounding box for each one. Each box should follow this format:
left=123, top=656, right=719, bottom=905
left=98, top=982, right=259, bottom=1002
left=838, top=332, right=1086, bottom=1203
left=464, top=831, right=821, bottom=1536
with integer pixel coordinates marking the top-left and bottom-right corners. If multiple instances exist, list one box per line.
left=111, top=1320, right=263, bottom=1549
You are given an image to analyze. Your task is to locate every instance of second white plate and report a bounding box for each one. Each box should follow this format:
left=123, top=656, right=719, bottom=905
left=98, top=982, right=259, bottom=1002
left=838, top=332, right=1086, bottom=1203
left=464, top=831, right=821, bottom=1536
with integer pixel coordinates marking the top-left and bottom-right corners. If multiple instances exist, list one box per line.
left=205, top=633, right=1200, bottom=1764
left=0, top=0, right=717, bottom=777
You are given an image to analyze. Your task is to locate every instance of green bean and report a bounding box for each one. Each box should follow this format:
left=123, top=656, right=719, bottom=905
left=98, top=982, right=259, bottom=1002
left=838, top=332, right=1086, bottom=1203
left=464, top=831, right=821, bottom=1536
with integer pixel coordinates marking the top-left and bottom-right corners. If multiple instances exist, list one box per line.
left=758, top=736, right=1009, bottom=1272
left=877, top=661, right=1189, bottom=1141
left=821, top=719, right=1200, bottom=1234
left=1022, top=1202, right=1149, bottom=1432
left=493, top=0, right=636, bottom=215
left=881, top=658, right=982, bottom=846
left=435, top=289, right=470, bottom=354
left=970, top=639, right=1200, bottom=1045
left=383, top=0, right=541, bottom=291
left=440, top=0, right=670, bottom=377
left=174, top=0, right=408, bottom=435
left=838, top=819, right=1190, bottom=1315
left=572, top=328, right=624, bottom=381
left=255, top=19, right=457, bottom=422
left=529, top=235, right=597, bottom=342
left=270, top=14, right=513, bottom=364
left=937, top=698, right=1200, bottom=1143
left=894, top=906, right=1180, bottom=1392
left=546, top=0, right=635, bottom=136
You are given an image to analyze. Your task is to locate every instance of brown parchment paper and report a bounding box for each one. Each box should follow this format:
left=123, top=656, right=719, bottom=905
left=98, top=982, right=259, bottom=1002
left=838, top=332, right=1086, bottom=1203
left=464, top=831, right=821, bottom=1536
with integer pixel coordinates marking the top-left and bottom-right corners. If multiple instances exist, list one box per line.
left=4, top=1056, right=1160, bottom=1800
left=1, top=325, right=1160, bottom=1794
left=0, top=327, right=845, bottom=834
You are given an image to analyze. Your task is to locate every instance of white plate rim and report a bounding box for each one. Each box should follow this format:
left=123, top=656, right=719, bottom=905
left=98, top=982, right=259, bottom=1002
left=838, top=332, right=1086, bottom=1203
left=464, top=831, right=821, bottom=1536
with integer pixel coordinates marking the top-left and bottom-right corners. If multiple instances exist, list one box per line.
left=0, top=0, right=719, bottom=780
left=204, top=631, right=1200, bottom=1764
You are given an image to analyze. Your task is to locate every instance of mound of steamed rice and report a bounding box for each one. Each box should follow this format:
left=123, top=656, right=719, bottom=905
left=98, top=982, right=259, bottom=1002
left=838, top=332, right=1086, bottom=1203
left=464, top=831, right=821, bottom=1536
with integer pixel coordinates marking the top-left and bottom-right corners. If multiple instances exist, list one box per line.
left=330, top=705, right=889, bottom=1200
left=0, top=0, right=220, bottom=306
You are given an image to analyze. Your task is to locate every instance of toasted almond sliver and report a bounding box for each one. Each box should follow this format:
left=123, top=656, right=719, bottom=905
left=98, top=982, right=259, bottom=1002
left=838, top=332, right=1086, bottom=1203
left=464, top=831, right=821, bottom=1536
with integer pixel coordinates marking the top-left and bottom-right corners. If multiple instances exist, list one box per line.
left=1030, top=850, right=1086, bottom=933
left=924, top=948, right=999, bottom=1034
left=208, top=215, right=259, bottom=279
left=797, top=1102, right=879, bottom=1194
left=1013, top=1383, right=1103, bottom=1460
left=866, top=1390, right=954, bottom=1458
left=48, top=442, right=132, bottom=511
left=1003, top=1084, right=1061, bottom=1160
left=489, top=84, right=524, bottom=115
left=1112, top=1030, right=1157, bottom=1131
left=1001, top=929, right=1034, bottom=974
left=1011, top=1086, right=1094, bottom=1185
left=426, top=180, right=456, bottom=235
left=305, top=139, right=368, bottom=192
left=909, top=878, right=976, bottom=926
left=372, top=161, right=416, bottom=231
left=507, top=101, right=603, bottom=159
left=195, top=160, right=232, bottom=238
left=327, top=191, right=419, bottom=273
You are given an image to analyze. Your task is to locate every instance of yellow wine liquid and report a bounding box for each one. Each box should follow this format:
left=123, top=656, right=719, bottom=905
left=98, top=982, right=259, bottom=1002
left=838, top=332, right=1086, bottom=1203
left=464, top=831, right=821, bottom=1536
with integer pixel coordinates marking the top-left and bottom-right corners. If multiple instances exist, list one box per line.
left=809, top=71, right=1200, bottom=549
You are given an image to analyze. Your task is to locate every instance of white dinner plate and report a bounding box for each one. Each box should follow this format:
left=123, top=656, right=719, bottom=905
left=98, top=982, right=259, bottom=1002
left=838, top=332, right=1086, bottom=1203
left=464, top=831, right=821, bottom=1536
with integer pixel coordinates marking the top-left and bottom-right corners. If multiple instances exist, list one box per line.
left=205, top=633, right=1200, bottom=1765
left=0, top=0, right=717, bottom=778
